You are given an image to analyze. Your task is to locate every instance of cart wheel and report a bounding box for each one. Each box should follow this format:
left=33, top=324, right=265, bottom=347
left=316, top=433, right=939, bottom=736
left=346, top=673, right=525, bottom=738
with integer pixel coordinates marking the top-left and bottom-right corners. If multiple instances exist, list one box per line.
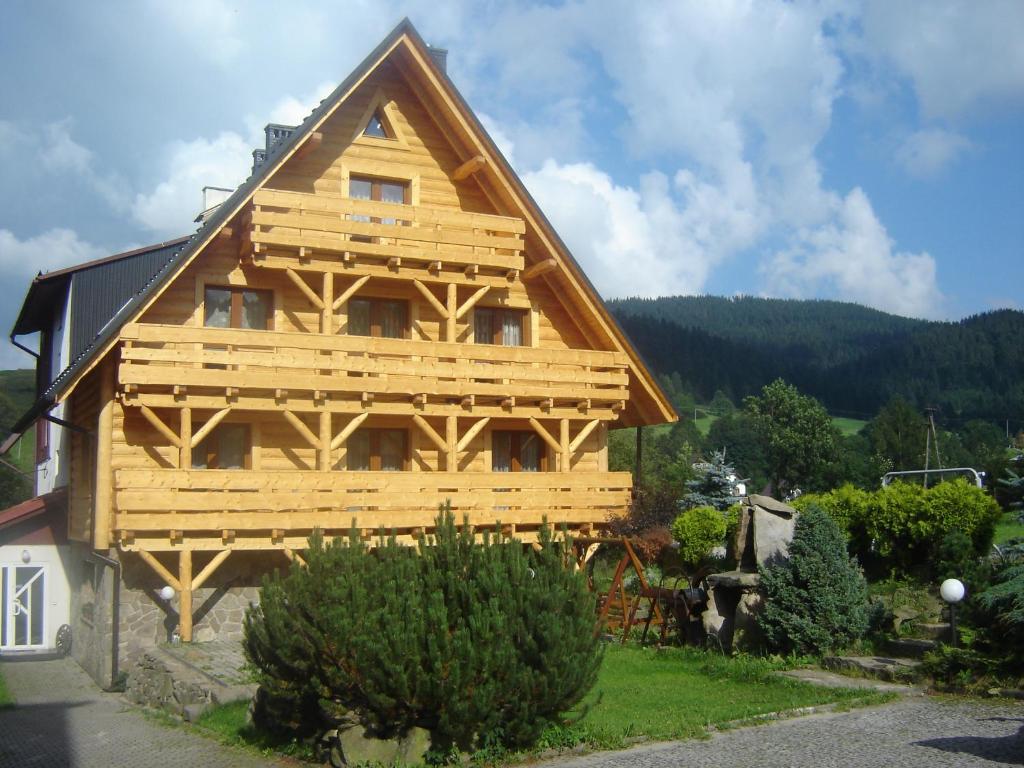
left=55, top=624, right=72, bottom=656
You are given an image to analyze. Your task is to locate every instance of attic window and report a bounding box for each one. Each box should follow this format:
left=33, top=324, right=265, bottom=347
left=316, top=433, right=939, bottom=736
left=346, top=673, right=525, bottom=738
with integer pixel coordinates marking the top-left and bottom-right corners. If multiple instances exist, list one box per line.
left=363, top=110, right=390, bottom=139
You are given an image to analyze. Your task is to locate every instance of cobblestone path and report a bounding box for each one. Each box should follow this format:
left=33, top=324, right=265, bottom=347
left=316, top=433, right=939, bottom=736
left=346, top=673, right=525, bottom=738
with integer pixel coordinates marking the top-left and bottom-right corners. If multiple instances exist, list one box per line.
left=0, top=658, right=283, bottom=768
left=538, top=697, right=1023, bottom=768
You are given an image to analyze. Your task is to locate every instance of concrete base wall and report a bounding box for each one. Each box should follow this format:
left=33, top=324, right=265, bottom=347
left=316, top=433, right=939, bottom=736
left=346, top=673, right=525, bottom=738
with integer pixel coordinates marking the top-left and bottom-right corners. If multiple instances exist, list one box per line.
left=69, top=546, right=281, bottom=687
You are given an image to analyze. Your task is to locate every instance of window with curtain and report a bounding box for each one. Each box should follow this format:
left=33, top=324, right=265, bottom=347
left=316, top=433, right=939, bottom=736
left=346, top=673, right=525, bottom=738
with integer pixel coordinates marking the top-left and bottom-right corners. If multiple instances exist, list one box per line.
left=348, top=298, right=408, bottom=339
left=346, top=428, right=408, bottom=471
left=492, top=431, right=546, bottom=472
left=349, top=175, right=410, bottom=233
left=474, top=307, right=526, bottom=346
left=204, top=287, right=272, bottom=330
left=191, top=424, right=251, bottom=469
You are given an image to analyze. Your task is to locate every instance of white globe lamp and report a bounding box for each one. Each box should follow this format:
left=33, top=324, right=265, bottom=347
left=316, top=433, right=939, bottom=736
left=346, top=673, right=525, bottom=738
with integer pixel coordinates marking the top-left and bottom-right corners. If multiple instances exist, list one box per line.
left=159, top=585, right=176, bottom=601
left=939, top=578, right=965, bottom=648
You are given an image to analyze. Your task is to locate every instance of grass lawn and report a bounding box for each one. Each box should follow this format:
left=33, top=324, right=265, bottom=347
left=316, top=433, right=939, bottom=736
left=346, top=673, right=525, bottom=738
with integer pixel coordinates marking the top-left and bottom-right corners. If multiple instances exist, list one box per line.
left=0, top=667, right=13, bottom=708
left=994, top=512, right=1024, bottom=546
left=832, top=417, right=867, bottom=437
left=693, top=411, right=718, bottom=436
left=192, top=644, right=890, bottom=761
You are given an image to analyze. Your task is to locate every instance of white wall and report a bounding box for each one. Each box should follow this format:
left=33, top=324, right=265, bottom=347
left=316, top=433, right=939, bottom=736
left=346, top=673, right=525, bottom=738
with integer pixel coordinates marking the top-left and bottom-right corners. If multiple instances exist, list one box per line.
left=0, top=543, right=72, bottom=650
left=35, top=283, right=73, bottom=495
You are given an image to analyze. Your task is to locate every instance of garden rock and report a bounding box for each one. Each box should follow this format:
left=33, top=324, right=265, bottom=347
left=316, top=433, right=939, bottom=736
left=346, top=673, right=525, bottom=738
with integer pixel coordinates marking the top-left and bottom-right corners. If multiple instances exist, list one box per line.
left=752, top=504, right=797, bottom=567
left=732, top=591, right=764, bottom=651
left=320, top=723, right=430, bottom=767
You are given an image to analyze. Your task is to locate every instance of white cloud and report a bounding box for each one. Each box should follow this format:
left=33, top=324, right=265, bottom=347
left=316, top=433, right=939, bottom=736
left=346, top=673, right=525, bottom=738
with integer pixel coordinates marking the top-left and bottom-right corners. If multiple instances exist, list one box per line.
left=895, top=128, right=972, bottom=178
left=0, top=227, right=106, bottom=283
left=859, top=0, right=1024, bottom=120
left=38, top=120, right=129, bottom=211
left=762, top=188, right=944, bottom=319
left=477, top=113, right=517, bottom=168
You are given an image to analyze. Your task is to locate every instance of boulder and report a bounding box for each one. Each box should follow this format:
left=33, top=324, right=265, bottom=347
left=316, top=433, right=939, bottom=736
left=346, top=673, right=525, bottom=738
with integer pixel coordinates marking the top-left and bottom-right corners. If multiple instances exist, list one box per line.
left=747, top=494, right=796, bottom=517
left=752, top=505, right=797, bottom=567
left=732, top=591, right=764, bottom=652
left=321, top=723, right=431, bottom=767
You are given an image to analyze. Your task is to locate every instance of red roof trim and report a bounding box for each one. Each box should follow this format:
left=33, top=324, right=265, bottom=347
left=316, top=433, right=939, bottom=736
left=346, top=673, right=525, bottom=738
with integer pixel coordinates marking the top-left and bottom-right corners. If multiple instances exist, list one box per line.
left=0, top=488, right=68, bottom=532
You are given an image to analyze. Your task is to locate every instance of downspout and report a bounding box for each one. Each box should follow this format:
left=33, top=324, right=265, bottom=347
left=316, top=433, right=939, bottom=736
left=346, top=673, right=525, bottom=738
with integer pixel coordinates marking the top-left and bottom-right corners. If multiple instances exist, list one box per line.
left=85, top=550, right=121, bottom=690
left=9, top=333, right=39, bottom=361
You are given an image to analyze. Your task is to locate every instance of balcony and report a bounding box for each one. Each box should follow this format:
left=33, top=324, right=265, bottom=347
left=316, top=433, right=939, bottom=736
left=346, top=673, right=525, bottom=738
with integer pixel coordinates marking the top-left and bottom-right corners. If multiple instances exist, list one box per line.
left=245, top=188, right=526, bottom=274
left=119, top=323, right=630, bottom=409
left=114, top=468, right=633, bottom=551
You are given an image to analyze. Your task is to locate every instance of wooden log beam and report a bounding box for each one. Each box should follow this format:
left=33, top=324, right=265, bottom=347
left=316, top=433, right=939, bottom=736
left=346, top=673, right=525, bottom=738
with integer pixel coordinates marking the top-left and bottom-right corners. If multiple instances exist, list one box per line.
left=446, top=283, right=457, bottom=341
left=137, top=550, right=181, bottom=591
left=319, top=411, right=331, bottom=471
left=446, top=415, right=458, bottom=471
left=179, top=407, right=191, bottom=469
left=179, top=550, right=193, bottom=642
left=523, top=258, right=558, bottom=281
left=285, top=267, right=325, bottom=310
left=189, top=407, right=232, bottom=449
left=282, top=548, right=307, bottom=567
left=283, top=409, right=321, bottom=449
left=569, top=419, right=601, bottom=453
left=192, top=549, right=231, bottom=591
left=455, top=285, right=490, bottom=321
left=321, top=272, right=333, bottom=335
left=412, top=414, right=448, bottom=453
left=332, top=274, right=371, bottom=311
left=94, top=359, right=115, bottom=549
left=528, top=417, right=563, bottom=456
left=452, top=154, right=487, bottom=181
left=412, top=279, right=449, bottom=318
left=457, top=417, right=490, bottom=452
left=331, top=412, right=369, bottom=450
left=560, top=418, right=571, bottom=473
left=295, top=131, right=323, bottom=159
left=138, top=405, right=182, bottom=448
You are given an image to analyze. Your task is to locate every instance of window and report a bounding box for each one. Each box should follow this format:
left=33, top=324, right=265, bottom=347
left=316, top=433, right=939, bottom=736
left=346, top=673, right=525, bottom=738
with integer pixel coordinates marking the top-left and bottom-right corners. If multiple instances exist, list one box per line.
left=348, top=297, right=408, bottom=339
left=349, top=176, right=410, bottom=239
left=35, top=418, right=49, bottom=464
left=492, top=431, right=546, bottom=473
left=347, top=428, right=408, bottom=471
left=363, top=110, right=389, bottom=139
left=191, top=424, right=251, bottom=469
left=474, top=308, right=525, bottom=346
left=204, top=287, right=272, bottom=330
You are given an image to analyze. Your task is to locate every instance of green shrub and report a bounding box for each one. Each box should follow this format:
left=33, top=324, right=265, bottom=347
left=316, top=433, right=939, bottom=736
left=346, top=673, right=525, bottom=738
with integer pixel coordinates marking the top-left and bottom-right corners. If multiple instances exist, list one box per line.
left=972, top=545, right=1024, bottom=675
left=670, top=506, right=727, bottom=568
left=758, top=505, right=870, bottom=655
left=795, top=480, right=1001, bottom=579
left=244, top=508, right=601, bottom=754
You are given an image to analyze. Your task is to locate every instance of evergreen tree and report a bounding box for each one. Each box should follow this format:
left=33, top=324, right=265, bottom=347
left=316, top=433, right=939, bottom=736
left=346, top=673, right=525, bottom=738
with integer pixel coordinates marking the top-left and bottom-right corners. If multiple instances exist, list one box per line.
left=681, top=450, right=741, bottom=510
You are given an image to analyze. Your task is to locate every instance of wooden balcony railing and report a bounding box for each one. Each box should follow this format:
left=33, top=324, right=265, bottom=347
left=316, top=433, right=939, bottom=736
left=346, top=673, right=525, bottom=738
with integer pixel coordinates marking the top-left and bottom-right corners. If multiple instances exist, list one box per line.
left=114, top=469, right=632, bottom=551
left=119, top=323, right=630, bottom=405
left=247, top=189, right=525, bottom=272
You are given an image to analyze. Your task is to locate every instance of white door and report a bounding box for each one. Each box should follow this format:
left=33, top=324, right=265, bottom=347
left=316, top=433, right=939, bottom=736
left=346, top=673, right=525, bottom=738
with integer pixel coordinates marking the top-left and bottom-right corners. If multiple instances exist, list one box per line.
left=1, top=564, right=47, bottom=650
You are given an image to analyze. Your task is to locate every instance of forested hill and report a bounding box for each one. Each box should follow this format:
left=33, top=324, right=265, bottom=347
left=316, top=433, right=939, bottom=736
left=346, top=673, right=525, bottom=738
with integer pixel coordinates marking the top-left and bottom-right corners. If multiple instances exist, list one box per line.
left=608, top=296, right=1024, bottom=423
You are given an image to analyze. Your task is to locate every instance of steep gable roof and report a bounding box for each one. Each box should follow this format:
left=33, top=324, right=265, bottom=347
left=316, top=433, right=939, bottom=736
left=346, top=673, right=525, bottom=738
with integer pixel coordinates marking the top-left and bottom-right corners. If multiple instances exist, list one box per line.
left=11, top=17, right=675, bottom=434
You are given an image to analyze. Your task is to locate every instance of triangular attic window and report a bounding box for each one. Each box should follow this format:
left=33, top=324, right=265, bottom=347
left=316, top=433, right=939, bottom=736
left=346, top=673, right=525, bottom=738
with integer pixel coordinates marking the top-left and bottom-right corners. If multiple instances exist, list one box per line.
left=363, top=110, right=390, bottom=139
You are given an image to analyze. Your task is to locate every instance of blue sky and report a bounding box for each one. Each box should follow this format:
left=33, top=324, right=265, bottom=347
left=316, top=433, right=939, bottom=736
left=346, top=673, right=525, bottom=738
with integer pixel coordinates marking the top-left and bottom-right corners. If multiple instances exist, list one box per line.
left=1, top=0, right=1021, bottom=369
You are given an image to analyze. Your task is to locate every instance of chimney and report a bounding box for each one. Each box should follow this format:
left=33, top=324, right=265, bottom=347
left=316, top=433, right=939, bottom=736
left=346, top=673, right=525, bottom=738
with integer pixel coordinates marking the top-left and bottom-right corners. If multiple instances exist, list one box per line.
left=427, top=45, right=448, bottom=73
left=196, top=186, right=234, bottom=223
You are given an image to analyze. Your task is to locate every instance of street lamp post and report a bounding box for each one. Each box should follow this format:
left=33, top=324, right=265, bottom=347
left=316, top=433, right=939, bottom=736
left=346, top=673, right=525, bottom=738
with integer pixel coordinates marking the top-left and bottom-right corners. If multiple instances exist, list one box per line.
left=939, top=578, right=965, bottom=648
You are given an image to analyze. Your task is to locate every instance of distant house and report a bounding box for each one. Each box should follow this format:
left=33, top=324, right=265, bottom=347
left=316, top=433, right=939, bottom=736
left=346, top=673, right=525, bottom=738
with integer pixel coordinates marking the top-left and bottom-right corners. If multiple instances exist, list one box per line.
left=0, top=19, right=675, bottom=685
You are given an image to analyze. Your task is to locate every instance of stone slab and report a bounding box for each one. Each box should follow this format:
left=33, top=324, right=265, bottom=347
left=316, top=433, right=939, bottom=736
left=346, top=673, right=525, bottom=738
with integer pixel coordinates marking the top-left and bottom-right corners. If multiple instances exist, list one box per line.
left=752, top=506, right=796, bottom=567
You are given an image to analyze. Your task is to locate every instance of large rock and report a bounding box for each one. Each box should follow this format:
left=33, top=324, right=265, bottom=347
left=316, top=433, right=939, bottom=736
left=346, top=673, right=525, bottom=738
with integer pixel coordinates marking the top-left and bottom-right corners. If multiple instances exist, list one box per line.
left=321, top=724, right=431, bottom=767
left=732, top=591, right=764, bottom=651
left=752, top=505, right=797, bottom=567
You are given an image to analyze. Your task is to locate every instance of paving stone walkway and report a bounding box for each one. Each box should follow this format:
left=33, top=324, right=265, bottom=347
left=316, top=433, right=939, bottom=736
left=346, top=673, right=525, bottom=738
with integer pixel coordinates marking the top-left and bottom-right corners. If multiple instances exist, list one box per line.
left=0, top=658, right=283, bottom=768
left=537, top=697, right=1024, bottom=768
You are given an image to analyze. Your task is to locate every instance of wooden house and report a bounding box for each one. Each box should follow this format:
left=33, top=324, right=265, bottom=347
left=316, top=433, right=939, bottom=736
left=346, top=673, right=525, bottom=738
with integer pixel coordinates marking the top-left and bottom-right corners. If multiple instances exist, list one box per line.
left=1, top=20, right=674, bottom=682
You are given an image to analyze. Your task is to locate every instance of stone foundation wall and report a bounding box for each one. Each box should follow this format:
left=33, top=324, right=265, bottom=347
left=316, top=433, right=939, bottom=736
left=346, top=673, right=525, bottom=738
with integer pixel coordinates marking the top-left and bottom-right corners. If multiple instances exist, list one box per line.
left=67, top=541, right=116, bottom=687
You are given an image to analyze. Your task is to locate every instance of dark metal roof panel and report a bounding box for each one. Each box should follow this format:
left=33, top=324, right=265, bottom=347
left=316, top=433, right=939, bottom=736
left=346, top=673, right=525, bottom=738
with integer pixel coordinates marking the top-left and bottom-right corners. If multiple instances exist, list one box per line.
left=68, top=240, right=185, bottom=362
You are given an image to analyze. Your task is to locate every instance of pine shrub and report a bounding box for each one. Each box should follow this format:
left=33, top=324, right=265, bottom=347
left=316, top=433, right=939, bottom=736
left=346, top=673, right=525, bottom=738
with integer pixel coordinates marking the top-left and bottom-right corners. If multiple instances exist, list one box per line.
left=758, top=505, right=870, bottom=655
left=244, top=508, right=601, bottom=753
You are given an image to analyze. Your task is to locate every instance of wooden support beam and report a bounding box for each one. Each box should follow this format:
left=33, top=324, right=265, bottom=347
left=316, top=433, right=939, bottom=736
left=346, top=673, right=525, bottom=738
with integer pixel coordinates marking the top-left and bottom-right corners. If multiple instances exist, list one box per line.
left=412, top=414, right=448, bottom=453
left=523, top=258, right=558, bottom=280
left=446, top=415, right=458, bottom=471
left=94, top=359, right=114, bottom=549
left=452, top=154, right=487, bottom=181
left=190, top=407, right=232, bottom=449
left=457, top=417, right=490, bottom=452
left=569, top=419, right=601, bottom=453
left=137, top=550, right=181, bottom=591
left=192, top=549, right=231, bottom=591
left=319, top=411, right=331, bottom=471
left=321, top=272, right=333, bottom=334
left=464, top=264, right=478, bottom=278
left=282, top=548, right=307, bottom=567
left=138, top=405, right=182, bottom=448
left=528, top=417, right=563, bottom=456
left=412, top=279, right=449, bottom=318
left=560, top=418, right=571, bottom=473
left=446, top=283, right=457, bottom=341
left=179, top=407, right=191, bottom=469
left=330, top=411, right=369, bottom=450
left=455, top=285, right=490, bottom=321
left=179, top=549, right=193, bottom=642
left=283, top=409, right=321, bottom=449
left=387, top=257, right=401, bottom=271
left=332, top=274, right=371, bottom=311
left=285, top=267, right=325, bottom=310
